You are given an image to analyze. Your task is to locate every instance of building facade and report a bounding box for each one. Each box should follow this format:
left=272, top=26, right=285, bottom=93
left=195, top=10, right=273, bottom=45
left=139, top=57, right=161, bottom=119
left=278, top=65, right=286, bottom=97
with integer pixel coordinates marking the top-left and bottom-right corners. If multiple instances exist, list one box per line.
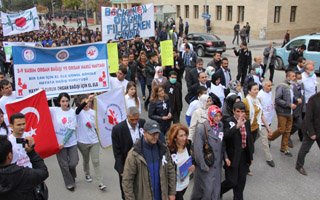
left=110, top=0, right=320, bottom=39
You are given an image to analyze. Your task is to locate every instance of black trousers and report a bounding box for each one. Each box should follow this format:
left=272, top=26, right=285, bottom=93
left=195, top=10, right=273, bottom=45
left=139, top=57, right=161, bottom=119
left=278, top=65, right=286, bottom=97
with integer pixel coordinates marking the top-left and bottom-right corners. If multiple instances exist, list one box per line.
left=262, top=64, right=275, bottom=82
left=221, top=151, right=249, bottom=200
left=232, top=32, right=239, bottom=44
left=296, top=134, right=320, bottom=168
left=144, top=85, right=152, bottom=109
left=172, top=110, right=181, bottom=124
left=236, top=65, right=248, bottom=86
left=176, top=187, right=187, bottom=200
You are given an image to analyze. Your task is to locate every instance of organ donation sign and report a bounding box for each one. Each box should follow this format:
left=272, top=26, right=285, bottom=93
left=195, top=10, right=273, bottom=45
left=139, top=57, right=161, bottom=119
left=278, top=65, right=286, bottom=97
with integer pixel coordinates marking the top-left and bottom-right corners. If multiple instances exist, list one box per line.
left=101, top=4, right=155, bottom=41
left=12, top=42, right=109, bottom=98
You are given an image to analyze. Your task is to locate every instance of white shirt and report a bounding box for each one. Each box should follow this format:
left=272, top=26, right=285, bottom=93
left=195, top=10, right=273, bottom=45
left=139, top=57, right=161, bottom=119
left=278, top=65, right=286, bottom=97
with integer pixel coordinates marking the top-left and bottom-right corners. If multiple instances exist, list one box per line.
left=175, top=148, right=190, bottom=191
left=125, top=94, right=142, bottom=114
left=0, top=127, right=8, bottom=136
left=222, top=67, right=231, bottom=86
left=186, top=99, right=201, bottom=116
left=302, top=72, right=317, bottom=103
left=110, top=77, right=128, bottom=93
left=8, top=132, right=32, bottom=168
left=76, top=108, right=99, bottom=144
left=0, top=91, right=16, bottom=125
left=257, top=90, right=275, bottom=125
left=209, top=83, right=225, bottom=107
left=50, top=107, right=77, bottom=148
left=126, top=119, right=140, bottom=144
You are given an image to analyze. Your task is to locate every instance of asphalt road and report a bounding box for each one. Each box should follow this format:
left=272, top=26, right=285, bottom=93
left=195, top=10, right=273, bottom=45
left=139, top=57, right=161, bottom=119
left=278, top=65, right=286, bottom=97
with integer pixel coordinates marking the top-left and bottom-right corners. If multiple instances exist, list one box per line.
left=45, top=46, right=320, bottom=200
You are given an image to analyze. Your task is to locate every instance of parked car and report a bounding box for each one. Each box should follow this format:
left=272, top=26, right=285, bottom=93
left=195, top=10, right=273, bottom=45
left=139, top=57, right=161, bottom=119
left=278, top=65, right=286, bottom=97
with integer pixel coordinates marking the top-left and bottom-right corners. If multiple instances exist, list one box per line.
left=187, top=33, right=226, bottom=57
left=275, top=33, right=320, bottom=74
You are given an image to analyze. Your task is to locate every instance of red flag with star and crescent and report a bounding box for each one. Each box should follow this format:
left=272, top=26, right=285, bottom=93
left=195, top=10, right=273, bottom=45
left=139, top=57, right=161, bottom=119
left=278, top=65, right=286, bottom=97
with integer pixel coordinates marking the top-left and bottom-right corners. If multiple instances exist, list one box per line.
left=6, top=89, right=59, bottom=158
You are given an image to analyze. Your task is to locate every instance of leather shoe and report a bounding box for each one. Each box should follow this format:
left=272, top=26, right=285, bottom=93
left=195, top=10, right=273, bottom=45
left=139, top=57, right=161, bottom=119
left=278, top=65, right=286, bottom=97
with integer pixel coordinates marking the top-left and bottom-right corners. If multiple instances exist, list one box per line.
left=296, top=166, right=307, bottom=176
left=280, top=150, right=293, bottom=157
left=266, top=160, right=275, bottom=167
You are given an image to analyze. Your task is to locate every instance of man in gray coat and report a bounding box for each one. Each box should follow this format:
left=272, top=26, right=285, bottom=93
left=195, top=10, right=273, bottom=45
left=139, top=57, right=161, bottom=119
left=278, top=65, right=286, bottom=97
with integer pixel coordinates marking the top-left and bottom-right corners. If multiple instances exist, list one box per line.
left=268, top=71, right=297, bottom=157
left=262, top=42, right=277, bottom=82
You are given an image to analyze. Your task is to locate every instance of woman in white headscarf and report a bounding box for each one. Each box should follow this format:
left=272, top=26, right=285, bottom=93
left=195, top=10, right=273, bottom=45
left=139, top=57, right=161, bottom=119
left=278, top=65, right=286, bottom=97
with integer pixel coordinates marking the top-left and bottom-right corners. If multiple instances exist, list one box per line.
left=151, top=66, right=168, bottom=89
left=188, top=94, right=213, bottom=141
left=205, top=66, right=215, bottom=81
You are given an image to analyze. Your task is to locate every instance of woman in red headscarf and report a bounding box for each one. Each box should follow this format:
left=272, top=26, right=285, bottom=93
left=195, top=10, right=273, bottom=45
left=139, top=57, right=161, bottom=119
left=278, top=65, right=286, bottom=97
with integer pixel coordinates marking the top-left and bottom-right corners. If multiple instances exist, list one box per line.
left=191, top=105, right=230, bottom=200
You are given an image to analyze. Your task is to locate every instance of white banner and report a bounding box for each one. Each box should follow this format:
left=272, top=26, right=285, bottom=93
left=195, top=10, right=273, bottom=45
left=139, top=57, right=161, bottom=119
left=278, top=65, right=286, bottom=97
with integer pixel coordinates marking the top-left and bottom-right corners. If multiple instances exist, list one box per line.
left=95, top=88, right=127, bottom=148
left=1, top=7, right=40, bottom=36
left=12, top=42, right=109, bottom=98
left=3, top=41, right=40, bottom=62
left=101, top=4, right=155, bottom=41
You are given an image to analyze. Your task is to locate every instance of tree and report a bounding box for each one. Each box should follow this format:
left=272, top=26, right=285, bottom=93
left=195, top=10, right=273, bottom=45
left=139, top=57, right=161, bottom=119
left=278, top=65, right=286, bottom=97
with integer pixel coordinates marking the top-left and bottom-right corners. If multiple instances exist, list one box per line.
left=62, top=0, right=81, bottom=10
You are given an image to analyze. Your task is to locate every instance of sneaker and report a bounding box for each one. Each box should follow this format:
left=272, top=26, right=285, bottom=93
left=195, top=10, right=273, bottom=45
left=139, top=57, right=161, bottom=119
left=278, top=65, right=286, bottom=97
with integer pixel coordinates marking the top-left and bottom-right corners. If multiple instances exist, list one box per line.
left=66, top=185, right=75, bottom=191
left=99, top=183, right=107, bottom=190
left=85, top=175, right=93, bottom=182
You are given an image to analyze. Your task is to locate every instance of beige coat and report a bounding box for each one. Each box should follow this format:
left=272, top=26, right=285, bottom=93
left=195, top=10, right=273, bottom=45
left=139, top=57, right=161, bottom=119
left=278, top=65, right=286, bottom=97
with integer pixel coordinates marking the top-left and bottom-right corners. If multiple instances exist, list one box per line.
left=122, top=139, right=176, bottom=200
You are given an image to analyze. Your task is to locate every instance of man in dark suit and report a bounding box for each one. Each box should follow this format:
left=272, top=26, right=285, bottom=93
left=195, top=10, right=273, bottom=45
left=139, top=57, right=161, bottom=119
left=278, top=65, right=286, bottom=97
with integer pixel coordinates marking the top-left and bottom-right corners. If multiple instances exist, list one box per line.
left=221, top=101, right=254, bottom=200
left=234, top=43, right=252, bottom=86
left=288, top=44, right=306, bottom=71
left=185, top=72, right=210, bottom=104
left=111, top=107, right=146, bottom=199
left=186, top=58, right=205, bottom=88
left=296, top=92, right=320, bottom=176
left=215, top=57, right=232, bottom=87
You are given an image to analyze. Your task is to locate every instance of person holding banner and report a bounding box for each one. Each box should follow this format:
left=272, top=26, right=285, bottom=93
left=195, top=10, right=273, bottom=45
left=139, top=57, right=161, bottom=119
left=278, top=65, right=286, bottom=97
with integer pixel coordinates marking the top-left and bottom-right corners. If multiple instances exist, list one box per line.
left=75, top=94, right=106, bottom=191
left=167, top=124, right=195, bottom=200
left=109, top=67, right=129, bottom=93
left=50, top=92, right=79, bottom=191
left=0, top=80, right=16, bottom=125
left=148, top=85, right=172, bottom=140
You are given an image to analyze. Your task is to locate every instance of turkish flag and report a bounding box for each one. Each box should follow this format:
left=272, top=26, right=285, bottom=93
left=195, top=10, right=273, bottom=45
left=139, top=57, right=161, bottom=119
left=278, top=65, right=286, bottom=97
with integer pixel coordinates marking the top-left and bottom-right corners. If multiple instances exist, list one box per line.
left=6, top=89, right=59, bottom=158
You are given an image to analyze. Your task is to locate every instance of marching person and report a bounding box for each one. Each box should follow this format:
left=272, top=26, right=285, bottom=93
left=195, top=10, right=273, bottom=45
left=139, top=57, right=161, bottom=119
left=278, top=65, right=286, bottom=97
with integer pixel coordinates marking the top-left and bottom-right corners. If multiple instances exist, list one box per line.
left=122, top=120, right=176, bottom=200
left=50, top=92, right=79, bottom=191
left=75, top=94, right=106, bottom=190
left=111, top=107, right=145, bottom=199
left=221, top=102, right=254, bottom=200
left=262, top=42, right=277, bottom=82
left=165, top=71, right=183, bottom=123
left=125, top=81, right=142, bottom=114
left=234, top=43, right=252, bottom=86
left=191, top=105, right=227, bottom=200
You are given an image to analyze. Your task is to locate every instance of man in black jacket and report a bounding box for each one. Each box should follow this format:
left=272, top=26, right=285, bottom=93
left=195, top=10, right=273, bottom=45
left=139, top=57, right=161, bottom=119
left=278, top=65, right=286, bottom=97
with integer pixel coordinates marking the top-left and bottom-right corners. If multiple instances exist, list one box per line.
left=186, top=58, right=205, bottom=88
left=234, top=43, right=252, bottom=86
left=221, top=102, right=254, bottom=200
left=296, top=92, right=320, bottom=176
left=111, top=107, right=146, bottom=200
left=215, top=57, right=232, bottom=87
left=0, top=136, right=49, bottom=200
left=288, top=44, right=306, bottom=71
left=165, top=71, right=182, bottom=123
left=185, top=72, right=211, bottom=104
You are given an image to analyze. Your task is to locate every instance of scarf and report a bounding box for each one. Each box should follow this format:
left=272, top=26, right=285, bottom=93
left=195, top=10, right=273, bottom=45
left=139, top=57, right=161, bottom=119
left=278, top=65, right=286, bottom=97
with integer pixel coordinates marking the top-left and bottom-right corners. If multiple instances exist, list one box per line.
left=208, top=105, right=222, bottom=127
left=246, top=95, right=263, bottom=130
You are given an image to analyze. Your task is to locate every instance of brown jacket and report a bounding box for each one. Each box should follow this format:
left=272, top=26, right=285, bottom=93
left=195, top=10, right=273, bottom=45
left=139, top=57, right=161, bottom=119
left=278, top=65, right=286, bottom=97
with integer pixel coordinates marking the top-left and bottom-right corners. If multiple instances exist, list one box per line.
left=122, top=139, right=176, bottom=200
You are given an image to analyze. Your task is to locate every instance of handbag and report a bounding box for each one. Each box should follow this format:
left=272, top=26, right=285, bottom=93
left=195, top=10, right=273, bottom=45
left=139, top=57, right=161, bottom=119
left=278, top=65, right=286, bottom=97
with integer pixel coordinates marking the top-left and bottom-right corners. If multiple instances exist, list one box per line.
left=203, top=123, right=215, bottom=167
left=34, top=182, right=49, bottom=200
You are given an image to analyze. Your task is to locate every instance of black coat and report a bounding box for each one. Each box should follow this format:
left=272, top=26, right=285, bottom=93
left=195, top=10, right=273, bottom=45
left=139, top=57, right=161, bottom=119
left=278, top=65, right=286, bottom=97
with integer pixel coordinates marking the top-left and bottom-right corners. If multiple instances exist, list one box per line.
left=302, top=92, right=320, bottom=137
left=184, top=81, right=211, bottom=104
left=215, top=67, right=232, bottom=87
left=223, top=116, right=254, bottom=168
left=234, top=49, right=252, bottom=68
left=148, top=98, right=172, bottom=133
left=165, top=81, right=183, bottom=113
left=288, top=48, right=303, bottom=70
left=186, top=68, right=205, bottom=88
left=0, top=150, right=49, bottom=200
left=145, top=60, right=157, bottom=86
left=111, top=119, right=146, bottom=174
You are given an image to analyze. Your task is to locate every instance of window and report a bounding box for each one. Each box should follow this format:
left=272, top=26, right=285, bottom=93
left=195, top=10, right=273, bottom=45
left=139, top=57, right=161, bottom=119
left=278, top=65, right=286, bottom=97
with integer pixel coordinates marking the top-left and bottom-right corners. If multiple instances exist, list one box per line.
left=176, top=5, right=181, bottom=18
left=238, top=6, right=245, bottom=22
left=290, top=6, right=297, bottom=22
left=274, top=6, right=281, bottom=23
left=216, top=5, right=222, bottom=20
left=226, top=6, right=232, bottom=21
left=308, top=40, right=320, bottom=52
left=203, top=5, right=209, bottom=14
left=185, top=5, right=189, bottom=18
left=194, top=5, right=199, bottom=19
left=286, top=39, right=306, bottom=51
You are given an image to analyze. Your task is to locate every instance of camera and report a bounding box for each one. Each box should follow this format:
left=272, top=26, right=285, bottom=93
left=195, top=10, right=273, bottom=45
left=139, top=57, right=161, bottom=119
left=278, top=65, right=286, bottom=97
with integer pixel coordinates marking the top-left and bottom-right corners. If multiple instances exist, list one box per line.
left=16, top=138, right=29, bottom=148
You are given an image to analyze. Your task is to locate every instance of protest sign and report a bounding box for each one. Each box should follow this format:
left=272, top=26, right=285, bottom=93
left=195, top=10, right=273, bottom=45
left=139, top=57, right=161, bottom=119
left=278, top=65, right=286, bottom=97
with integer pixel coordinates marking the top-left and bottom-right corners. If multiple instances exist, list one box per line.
left=107, top=43, right=119, bottom=73
left=12, top=42, right=109, bottom=98
left=95, top=88, right=127, bottom=148
left=160, top=40, right=174, bottom=66
left=101, top=4, right=155, bottom=41
left=3, top=42, right=39, bottom=62
left=1, top=7, right=39, bottom=36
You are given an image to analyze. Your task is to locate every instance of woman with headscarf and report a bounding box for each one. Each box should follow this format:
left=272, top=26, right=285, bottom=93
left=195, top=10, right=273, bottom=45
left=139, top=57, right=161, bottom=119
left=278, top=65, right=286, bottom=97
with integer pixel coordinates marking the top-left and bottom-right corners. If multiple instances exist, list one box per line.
left=209, top=73, right=225, bottom=108
left=188, top=94, right=213, bottom=141
left=191, top=105, right=230, bottom=200
left=151, top=66, right=168, bottom=89
left=205, top=66, right=215, bottom=81
left=222, top=94, right=241, bottom=124
left=227, top=80, right=243, bottom=98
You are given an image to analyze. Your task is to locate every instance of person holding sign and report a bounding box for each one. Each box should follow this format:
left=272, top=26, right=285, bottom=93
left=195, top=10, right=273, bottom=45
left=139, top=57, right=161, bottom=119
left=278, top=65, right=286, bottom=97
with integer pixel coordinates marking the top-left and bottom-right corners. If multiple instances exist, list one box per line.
left=167, top=124, right=195, bottom=200
left=50, top=92, right=79, bottom=191
left=191, top=105, right=228, bottom=200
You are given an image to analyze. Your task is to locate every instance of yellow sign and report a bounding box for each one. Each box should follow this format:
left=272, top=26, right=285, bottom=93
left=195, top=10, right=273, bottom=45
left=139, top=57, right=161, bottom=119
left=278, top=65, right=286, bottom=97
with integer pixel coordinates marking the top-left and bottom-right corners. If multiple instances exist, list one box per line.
left=107, top=43, right=119, bottom=73
left=160, top=40, right=174, bottom=66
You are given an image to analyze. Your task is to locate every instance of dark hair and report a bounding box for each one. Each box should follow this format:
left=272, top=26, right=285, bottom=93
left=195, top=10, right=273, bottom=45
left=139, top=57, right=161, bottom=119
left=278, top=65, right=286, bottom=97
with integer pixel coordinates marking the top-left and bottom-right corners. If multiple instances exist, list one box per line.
left=197, top=86, right=207, bottom=96
left=233, top=101, right=246, bottom=111
left=185, top=44, right=190, bottom=49
left=0, top=135, right=12, bottom=165
left=247, top=82, right=258, bottom=92
left=169, top=71, right=178, bottom=76
left=57, top=92, right=71, bottom=107
left=0, top=72, right=5, bottom=76
left=121, top=55, right=129, bottom=60
left=297, top=57, right=306, bottom=63
left=300, top=44, right=306, bottom=50
left=0, top=109, right=8, bottom=135
left=148, top=51, right=157, bottom=59
left=126, top=81, right=139, bottom=108
left=222, top=57, right=228, bottom=62
left=119, top=66, right=128, bottom=75
left=0, top=79, right=10, bottom=90
left=9, top=112, right=25, bottom=125
left=286, top=70, right=295, bottom=78
left=196, top=58, right=203, bottom=64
